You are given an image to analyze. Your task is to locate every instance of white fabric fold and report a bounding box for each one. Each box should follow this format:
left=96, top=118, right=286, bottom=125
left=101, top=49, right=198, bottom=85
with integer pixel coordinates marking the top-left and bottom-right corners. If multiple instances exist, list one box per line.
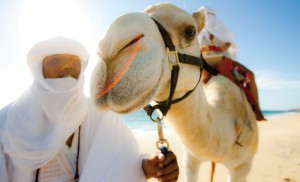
left=2, top=76, right=88, bottom=170
left=79, top=111, right=146, bottom=182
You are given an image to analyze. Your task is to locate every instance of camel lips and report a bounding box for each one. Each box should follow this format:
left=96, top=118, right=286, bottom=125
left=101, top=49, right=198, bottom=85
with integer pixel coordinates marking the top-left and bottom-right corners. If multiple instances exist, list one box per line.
left=96, top=35, right=142, bottom=99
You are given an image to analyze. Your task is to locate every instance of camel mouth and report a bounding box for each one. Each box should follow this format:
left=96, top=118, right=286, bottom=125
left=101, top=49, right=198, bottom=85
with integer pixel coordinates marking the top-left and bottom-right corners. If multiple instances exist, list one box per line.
left=98, top=74, right=162, bottom=114
left=95, top=34, right=144, bottom=99
left=93, top=54, right=164, bottom=114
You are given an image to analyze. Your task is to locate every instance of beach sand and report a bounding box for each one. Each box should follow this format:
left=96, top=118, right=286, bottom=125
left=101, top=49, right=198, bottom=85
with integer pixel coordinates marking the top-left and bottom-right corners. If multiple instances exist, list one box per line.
left=136, top=113, right=300, bottom=182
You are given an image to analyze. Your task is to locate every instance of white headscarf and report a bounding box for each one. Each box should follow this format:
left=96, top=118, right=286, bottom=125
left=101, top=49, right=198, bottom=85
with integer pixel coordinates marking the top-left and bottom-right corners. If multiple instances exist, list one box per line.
left=198, top=8, right=237, bottom=59
left=2, top=37, right=89, bottom=170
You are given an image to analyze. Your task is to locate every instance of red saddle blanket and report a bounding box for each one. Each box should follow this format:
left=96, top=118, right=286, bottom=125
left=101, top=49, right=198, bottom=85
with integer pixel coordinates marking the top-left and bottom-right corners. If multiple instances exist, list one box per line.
left=204, top=57, right=256, bottom=106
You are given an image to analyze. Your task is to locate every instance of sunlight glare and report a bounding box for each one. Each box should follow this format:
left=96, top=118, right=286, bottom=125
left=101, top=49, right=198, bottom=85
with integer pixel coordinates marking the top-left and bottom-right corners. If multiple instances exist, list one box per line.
left=15, top=0, right=96, bottom=97
left=18, top=0, right=95, bottom=54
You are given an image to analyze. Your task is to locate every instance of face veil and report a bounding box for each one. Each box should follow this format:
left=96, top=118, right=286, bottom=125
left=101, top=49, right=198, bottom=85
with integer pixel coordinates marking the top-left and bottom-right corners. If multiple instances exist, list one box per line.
left=1, top=37, right=89, bottom=170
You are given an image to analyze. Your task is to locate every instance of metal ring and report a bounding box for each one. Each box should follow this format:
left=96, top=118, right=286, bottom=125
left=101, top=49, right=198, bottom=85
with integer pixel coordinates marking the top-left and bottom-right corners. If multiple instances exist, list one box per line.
left=156, top=139, right=169, bottom=150
left=150, top=110, right=164, bottom=122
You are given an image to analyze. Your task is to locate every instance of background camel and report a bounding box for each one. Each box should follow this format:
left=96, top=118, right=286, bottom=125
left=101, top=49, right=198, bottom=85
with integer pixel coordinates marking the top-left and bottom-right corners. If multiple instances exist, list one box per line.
left=91, top=3, right=258, bottom=182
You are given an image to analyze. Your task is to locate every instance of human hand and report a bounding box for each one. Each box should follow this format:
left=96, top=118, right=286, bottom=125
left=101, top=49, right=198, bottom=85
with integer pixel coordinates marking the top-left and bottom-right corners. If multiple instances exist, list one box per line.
left=142, top=150, right=179, bottom=182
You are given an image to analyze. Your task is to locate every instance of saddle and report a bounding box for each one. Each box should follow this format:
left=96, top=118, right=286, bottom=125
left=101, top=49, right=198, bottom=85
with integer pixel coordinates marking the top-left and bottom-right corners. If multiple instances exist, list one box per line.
left=202, top=57, right=263, bottom=121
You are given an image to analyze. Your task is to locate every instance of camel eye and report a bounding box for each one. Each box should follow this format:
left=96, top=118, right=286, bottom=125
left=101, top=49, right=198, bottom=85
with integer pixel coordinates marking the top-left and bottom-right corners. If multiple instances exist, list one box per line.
left=184, top=26, right=196, bottom=40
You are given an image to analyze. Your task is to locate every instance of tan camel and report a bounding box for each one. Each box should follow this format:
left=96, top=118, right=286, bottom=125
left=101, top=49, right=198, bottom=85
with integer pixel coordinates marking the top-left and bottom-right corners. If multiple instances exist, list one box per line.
left=91, top=3, right=258, bottom=182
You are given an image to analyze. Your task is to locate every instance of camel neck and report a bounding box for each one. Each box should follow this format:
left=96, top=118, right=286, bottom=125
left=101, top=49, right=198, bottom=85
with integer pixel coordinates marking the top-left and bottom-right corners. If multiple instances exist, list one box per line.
left=166, top=84, right=210, bottom=134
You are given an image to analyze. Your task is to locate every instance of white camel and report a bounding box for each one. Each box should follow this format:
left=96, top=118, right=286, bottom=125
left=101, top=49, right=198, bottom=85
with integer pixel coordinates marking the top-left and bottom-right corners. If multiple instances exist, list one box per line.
left=91, top=3, right=258, bottom=182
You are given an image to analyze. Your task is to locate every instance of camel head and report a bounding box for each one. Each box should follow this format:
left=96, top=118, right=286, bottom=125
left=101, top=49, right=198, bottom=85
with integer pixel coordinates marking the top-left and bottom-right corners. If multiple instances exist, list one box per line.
left=91, top=3, right=207, bottom=114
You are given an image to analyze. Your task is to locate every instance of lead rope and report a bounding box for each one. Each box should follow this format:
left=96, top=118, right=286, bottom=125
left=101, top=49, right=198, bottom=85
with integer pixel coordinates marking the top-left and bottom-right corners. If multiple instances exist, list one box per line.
left=35, top=125, right=81, bottom=182
left=155, top=117, right=169, bottom=155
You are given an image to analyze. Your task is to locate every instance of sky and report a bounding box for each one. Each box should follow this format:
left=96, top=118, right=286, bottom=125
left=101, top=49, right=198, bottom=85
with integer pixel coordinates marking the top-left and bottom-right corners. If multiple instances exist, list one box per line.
left=0, top=0, right=299, bottom=111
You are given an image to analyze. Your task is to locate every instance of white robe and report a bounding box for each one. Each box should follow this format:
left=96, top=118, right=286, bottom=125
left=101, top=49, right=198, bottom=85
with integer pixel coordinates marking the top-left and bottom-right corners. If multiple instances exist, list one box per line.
left=0, top=100, right=147, bottom=182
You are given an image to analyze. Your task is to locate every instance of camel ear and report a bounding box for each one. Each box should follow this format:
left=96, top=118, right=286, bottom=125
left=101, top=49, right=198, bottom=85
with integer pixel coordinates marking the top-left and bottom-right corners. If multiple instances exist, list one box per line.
left=192, top=7, right=207, bottom=33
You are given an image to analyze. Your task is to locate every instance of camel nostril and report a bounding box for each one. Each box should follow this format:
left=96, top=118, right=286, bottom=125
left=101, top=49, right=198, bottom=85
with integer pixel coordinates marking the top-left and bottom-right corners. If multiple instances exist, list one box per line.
left=128, top=34, right=144, bottom=47
left=120, top=34, right=144, bottom=53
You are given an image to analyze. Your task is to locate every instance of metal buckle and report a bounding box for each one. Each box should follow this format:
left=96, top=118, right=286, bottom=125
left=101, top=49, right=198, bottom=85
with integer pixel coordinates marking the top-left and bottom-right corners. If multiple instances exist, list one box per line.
left=167, top=47, right=180, bottom=70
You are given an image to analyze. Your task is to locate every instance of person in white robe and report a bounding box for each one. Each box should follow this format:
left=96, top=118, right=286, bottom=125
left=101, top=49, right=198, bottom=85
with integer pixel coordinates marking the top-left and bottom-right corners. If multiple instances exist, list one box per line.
left=0, top=36, right=179, bottom=182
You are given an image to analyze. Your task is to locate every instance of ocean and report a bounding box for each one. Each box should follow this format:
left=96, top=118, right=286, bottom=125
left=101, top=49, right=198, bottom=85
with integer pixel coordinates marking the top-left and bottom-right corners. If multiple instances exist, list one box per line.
left=121, top=109, right=298, bottom=134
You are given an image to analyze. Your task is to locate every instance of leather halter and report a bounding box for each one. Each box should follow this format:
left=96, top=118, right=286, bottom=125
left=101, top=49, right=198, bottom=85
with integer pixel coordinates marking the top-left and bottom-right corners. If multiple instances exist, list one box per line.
left=143, top=18, right=218, bottom=120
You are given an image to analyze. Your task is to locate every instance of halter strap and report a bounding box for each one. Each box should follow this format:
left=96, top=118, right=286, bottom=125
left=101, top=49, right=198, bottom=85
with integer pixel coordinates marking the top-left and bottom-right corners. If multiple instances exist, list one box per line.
left=144, top=18, right=218, bottom=120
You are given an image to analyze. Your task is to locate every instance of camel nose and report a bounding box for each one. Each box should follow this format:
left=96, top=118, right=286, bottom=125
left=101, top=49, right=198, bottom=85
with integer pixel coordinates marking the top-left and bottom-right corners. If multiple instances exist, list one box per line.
left=119, top=34, right=144, bottom=53
left=95, top=34, right=143, bottom=99
left=98, top=32, right=144, bottom=62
